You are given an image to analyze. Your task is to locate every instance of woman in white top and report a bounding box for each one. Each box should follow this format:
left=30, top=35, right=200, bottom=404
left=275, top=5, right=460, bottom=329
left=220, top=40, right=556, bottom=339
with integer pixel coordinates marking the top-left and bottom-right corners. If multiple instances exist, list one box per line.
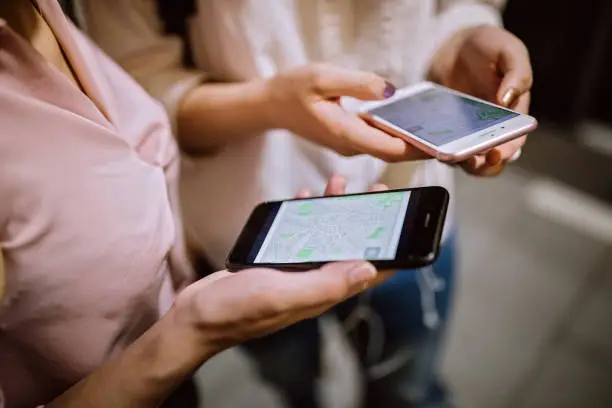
left=76, top=1, right=531, bottom=407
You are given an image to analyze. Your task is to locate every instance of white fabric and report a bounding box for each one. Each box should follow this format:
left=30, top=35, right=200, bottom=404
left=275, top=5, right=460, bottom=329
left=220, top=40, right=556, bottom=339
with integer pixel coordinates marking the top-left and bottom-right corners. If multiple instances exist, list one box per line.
left=182, top=0, right=502, bottom=267
left=78, top=0, right=505, bottom=269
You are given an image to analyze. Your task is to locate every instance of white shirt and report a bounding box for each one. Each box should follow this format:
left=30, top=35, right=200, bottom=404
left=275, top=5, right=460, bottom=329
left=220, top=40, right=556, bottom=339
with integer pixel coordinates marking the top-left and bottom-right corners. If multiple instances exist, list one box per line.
left=78, top=0, right=505, bottom=268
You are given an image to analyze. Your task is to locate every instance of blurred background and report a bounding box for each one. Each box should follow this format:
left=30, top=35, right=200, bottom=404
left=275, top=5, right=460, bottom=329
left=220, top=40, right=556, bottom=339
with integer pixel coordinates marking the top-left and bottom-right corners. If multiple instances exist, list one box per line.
left=194, top=1, right=612, bottom=407
left=62, top=0, right=612, bottom=406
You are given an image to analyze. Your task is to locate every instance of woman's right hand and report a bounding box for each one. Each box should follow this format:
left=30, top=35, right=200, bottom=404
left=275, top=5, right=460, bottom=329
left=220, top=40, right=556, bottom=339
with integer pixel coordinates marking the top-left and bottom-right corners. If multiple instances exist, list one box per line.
left=173, top=174, right=393, bottom=359
left=262, top=64, right=428, bottom=162
left=174, top=261, right=387, bottom=357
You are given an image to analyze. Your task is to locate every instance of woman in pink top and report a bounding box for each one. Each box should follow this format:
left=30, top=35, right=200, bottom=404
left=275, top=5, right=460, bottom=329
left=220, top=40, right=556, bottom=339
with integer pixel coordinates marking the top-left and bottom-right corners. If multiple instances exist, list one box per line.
left=0, top=1, right=391, bottom=407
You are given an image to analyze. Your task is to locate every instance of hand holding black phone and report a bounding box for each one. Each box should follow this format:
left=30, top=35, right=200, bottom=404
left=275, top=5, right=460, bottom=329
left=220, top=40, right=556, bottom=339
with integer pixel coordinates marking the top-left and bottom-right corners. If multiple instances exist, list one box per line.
left=226, top=186, right=449, bottom=272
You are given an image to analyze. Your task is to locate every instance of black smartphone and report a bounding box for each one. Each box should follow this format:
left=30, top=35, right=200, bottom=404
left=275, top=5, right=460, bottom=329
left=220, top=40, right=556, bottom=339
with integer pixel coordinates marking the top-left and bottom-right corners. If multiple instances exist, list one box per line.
left=226, top=186, right=449, bottom=272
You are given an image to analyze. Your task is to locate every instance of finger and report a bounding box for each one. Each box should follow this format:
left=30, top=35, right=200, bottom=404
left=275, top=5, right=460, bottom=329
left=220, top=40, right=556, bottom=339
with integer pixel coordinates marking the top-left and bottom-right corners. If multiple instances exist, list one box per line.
left=324, top=174, right=347, bottom=196
left=279, top=267, right=392, bottom=321
left=512, top=91, right=531, bottom=114
left=368, top=183, right=389, bottom=192
left=297, top=270, right=396, bottom=319
left=478, top=163, right=506, bottom=177
left=497, top=41, right=533, bottom=108
left=369, top=269, right=397, bottom=288
left=188, top=269, right=232, bottom=291
left=315, top=103, right=430, bottom=162
left=464, top=157, right=506, bottom=177
left=459, top=42, right=501, bottom=101
left=299, top=267, right=395, bottom=306
left=299, top=108, right=363, bottom=157
left=295, top=189, right=312, bottom=199
left=460, top=154, right=487, bottom=174
left=308, top=63, right=396, bottom=101
left=259, top=302, right=341, bottom=336
left=493, top=135, right=527, bottom=162
left=200, top=270, right=232, bottom=284
left=264, top=261, right=378, bottom=312
left=462, top=133, right=526, bottom=177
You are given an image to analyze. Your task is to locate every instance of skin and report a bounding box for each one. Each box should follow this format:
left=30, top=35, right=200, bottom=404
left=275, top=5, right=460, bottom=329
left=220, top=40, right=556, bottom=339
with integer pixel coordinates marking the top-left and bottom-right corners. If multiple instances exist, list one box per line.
left=176, top=27, right=532, bottom=175
left=429, top=25, right=534, bottom=176
left=0, top=0, right=81, bottom=87
left=178, top=64, right=425, bottom=162
left=48, top=257, right=391, bottom=408
left=0, top=1, right=532, bottom=404
left=44, top=176, right=394, bottom=408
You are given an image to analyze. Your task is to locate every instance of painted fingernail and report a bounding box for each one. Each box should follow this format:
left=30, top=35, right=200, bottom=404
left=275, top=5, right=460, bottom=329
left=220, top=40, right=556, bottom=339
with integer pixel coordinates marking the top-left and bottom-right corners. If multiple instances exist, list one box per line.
left=383, top=81, right=397, bottom=99
left=501, top=88, right=518, bottom=107
left=349, top=262, right=377, bottom=287
left=509, top=147, right=523, bottom=163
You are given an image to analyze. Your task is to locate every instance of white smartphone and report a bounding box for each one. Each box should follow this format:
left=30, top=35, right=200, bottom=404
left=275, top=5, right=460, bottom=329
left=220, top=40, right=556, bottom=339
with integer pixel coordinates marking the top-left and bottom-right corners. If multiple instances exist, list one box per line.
left=349, top=82, right=537, bottom=163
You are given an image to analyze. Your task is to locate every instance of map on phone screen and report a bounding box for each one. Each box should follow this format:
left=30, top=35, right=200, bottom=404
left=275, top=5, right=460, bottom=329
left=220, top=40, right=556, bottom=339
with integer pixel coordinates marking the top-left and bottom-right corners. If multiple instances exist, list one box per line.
left=254, top=192, right=411, bottom=263
left=369, top=88, right=518, bottom=146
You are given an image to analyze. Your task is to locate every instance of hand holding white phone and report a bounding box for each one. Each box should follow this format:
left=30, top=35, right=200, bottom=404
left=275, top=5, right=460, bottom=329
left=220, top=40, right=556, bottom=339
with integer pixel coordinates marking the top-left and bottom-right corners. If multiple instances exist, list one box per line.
left=344, top=82, right=537, bottom=164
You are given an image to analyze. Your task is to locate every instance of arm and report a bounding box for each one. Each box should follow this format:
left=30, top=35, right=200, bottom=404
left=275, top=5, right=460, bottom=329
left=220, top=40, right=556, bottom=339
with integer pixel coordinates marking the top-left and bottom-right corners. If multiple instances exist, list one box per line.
left=47, top=310, right=209, bottom=408
left=78, top=1, right=426, bottom=162
left=77, top=0, right=274, bottom=155
left=49, top=241, right=387, bottom=408
left=45, top=259, right=381, bottom=408
left=175, top=79, right=275, bottom=155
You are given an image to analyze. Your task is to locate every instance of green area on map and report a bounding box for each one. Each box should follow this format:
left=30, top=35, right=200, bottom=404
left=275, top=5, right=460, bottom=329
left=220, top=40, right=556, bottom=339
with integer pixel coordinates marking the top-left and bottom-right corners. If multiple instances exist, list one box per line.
left=297, top=202, right=313, bottom=216
left=280, top=233, right=294, bottom=239
left=367, top=227, right=385, bottom=239
left=376, top=192, right=402, bottom=208
left=462, top=97, right=509, bottom=121
left=296, top=247, right=315, bottom=259
left=477, top=107, right=508, bottom=121
left=336, top=195, right=365, bottom=201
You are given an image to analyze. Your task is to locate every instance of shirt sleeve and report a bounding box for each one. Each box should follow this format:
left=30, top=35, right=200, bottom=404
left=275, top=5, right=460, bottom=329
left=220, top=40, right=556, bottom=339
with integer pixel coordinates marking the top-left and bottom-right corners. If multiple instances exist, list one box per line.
left=417, top=0, right=507, bottom=80
left=75, top=0, right=207, bottom=132
left=436, top=0, right=506, bottom=46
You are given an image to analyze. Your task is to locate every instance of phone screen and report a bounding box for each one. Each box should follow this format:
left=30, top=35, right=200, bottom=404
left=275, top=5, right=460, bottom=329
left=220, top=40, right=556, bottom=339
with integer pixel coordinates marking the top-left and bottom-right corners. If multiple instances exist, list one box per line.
left=368, top=88, right=518, bottom=146
left=249, top=191, right=412, bottom=264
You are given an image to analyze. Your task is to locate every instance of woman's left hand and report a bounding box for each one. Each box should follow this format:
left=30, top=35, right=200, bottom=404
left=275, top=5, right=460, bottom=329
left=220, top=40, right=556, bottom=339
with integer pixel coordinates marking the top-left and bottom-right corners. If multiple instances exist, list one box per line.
left=429, top=26, right=533, bottom=177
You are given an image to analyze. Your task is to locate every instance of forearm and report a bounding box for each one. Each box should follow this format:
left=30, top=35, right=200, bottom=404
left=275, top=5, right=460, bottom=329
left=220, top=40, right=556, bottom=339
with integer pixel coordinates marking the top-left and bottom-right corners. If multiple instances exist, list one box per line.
left=176, top=79, right=275, bottom=156
left=47, top=310, right=209, bottom=408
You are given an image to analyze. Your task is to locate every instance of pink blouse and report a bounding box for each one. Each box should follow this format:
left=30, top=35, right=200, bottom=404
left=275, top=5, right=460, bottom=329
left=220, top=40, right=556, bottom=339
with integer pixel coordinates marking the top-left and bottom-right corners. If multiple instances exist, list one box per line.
left=0, top=1, right=194, bottom=407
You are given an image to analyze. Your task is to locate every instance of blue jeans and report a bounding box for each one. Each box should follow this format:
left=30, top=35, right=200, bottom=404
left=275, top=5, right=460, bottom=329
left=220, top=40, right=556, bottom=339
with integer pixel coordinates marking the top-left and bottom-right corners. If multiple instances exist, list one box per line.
left=240, top=235, right=456, bottom=408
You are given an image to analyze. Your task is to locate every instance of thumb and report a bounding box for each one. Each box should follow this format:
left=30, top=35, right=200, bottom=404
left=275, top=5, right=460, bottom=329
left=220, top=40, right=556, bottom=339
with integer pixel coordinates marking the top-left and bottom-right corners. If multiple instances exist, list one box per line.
left=309, top=64, right=397, bottom=101
left=496, top=42, right=533, bottom=108
left=272, top=261, right=378, bottom=310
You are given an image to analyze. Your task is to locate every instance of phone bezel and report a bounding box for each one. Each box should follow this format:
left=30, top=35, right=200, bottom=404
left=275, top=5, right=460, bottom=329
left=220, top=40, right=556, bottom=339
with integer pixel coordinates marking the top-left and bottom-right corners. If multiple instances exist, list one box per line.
left=353, top=82, right=538, bottom=163
left=225, top=186, right=449, bottom=272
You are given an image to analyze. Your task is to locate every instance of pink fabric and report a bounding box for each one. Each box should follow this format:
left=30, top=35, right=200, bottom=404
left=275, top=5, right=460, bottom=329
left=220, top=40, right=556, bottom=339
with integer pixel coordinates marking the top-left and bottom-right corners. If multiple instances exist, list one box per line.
left=0, top=1, right=194, bottom=407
